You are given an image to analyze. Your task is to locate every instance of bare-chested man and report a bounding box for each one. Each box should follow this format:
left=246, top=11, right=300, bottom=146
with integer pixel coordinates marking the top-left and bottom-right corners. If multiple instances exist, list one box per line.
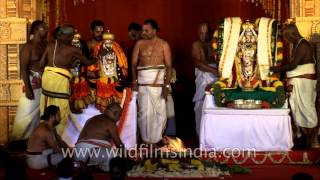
left=271, top=23, right=318, bottom=148
left=131, top=19, right=173, bottom=144
left=86, top=20, right=105, bottom=86
left=192, top=22, right=218, bottom=135
left=87, top=20, right=105, bottom=52
left=11, top=20, right=48, bottom=141
left=26, top=105, right=68, bottom=169
left=40, top=24, right=97, bottom=138
left=74, top=103, right=123, bottom=171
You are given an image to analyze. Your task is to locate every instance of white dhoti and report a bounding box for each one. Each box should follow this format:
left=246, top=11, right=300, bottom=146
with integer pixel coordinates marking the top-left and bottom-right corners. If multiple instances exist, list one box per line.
left=137, top=66, right=167, bottom=144
left=193, top=66, right=218, bottom=135
left=11, top=72, right=42, bottom=141
left=74, top=139, right=116, bottom=172
left=26, top=149, right=64, bottom=169
left=287, top=63, right=318, bottom=128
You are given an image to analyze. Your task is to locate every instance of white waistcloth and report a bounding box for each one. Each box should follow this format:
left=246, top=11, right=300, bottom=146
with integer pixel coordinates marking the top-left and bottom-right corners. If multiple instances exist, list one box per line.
left=26, top=149, right=64, bottom=169
left=11, top=73, right=42, bottom=141
left=193, top=66, right=218, bottom=135
left=74, top=139, right=116, bottom=172
left=137, top=68, right=167, bottom=143
left=193, top=65, right=218, bottom=102
left=200, top=94, right=293, bottom=151
left=286, top=63, right=316, bottom=78
left=137, top=66, right=165, bottom=84
left=288, top=78, right=318, bottom=128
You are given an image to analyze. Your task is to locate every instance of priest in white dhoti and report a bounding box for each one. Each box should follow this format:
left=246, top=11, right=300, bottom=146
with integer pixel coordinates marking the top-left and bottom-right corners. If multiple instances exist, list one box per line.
left=131, top=19, right=173, bottom=144
left=271, top=23, right=318, bottom=148
left=11, top=71, right=42, bottom=141
left=11, top=20, right=48, bottom=141
left=192, top=22, right=218, bottom=135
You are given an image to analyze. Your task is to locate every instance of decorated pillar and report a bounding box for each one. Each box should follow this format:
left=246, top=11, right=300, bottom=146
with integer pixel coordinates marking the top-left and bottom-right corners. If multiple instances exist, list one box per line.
left=0, top=0, right=46, bottom=145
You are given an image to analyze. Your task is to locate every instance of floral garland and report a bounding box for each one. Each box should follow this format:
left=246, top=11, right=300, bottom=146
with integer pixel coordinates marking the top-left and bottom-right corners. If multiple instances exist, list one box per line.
left=209, top=81, right=285, bottom=108
left=212, top=20, right=224, bottom=63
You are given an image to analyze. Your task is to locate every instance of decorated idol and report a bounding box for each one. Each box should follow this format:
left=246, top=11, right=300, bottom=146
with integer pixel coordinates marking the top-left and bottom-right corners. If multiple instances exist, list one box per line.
left=69, top=31, right=93, bottom=113
left=210, top=17, right=285, bottom=108
left=87, top=30, right=129, bottom=112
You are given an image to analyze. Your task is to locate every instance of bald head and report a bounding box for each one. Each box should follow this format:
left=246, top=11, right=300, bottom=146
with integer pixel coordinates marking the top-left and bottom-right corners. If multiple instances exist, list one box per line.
left=283, top=23, right=302, bottom=43
left=198, top=22, right=211, bottom=43
left=104, top=103, right=122, bottom=121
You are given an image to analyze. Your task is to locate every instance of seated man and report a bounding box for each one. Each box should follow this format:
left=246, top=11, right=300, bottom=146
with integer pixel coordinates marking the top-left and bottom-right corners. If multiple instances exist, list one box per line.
left=26, top=105, right=69, bottom=169
left=74, top=103, right=124, bottom=171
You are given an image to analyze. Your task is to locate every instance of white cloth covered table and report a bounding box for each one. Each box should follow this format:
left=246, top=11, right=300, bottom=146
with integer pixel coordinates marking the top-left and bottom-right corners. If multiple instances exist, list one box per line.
left=200, top=94, right=293, bottom=151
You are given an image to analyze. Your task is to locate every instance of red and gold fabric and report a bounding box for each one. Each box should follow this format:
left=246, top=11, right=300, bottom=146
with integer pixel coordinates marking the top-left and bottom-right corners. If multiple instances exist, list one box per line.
left=88, top=41, right=128, bottom=112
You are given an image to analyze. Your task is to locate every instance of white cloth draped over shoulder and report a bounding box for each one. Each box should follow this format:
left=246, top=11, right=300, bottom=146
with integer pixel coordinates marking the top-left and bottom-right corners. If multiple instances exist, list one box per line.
left=287, top=63, right=318, bottom=128
left=257, top=18, right=275, bottom=80
left=218, top=17, right=242, bottom=79
left=137, top=65, right=167, bottom=144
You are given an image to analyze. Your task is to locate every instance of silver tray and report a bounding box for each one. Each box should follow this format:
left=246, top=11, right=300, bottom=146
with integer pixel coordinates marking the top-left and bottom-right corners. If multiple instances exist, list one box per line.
left=234, top=99, right=261, bottom=109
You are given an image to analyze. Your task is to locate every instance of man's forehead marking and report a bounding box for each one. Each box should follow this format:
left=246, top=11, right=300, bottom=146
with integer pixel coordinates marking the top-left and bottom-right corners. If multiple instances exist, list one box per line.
left=96, top=26, right=104, bottom=31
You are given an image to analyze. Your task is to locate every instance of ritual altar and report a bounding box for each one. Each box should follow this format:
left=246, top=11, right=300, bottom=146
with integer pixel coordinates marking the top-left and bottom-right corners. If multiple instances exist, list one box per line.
left=200, top=17, right=293, bottom=151
left=200, top=94, right=293, bottom=151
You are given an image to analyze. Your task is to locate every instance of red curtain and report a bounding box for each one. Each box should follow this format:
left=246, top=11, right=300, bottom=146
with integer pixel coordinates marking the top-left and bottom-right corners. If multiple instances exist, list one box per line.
left=47, top=0, right=288, bottom=79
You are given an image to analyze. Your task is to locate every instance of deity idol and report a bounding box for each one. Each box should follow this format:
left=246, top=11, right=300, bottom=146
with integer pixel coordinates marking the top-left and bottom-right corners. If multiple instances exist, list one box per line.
left=70, top=31, right=93, bottom=113
left=87, top=31, right=128, bottom=111
left=210, top=18, right=285, bottom=108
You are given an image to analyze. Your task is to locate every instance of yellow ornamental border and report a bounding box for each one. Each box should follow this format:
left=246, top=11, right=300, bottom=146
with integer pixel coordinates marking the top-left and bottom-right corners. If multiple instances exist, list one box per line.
left=273, top=80, right=283, bottom=88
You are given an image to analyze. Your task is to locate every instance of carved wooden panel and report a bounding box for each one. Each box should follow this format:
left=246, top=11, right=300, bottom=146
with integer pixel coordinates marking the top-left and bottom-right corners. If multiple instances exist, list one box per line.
left=0, top=0, right=7, bottom=18
left=0, top=80, right=23, bottom=106
left=0, top=17, right=27, bottom=44
left=7, top=44, right=19, bottom=79
left=35, top=0, right=49, bottom=23
left=290, top=0, right=320, bottom=17
left=304, top=0, right=315, bottom=16
left=0, top=45, right=8, bottom=80
left=6, top=0, right=17, bottom=17
left=8, top=106, right=17, bottom=140
left=294, top=17, right=320, bottom=39
left=0, top=107, right=8, bottom=145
